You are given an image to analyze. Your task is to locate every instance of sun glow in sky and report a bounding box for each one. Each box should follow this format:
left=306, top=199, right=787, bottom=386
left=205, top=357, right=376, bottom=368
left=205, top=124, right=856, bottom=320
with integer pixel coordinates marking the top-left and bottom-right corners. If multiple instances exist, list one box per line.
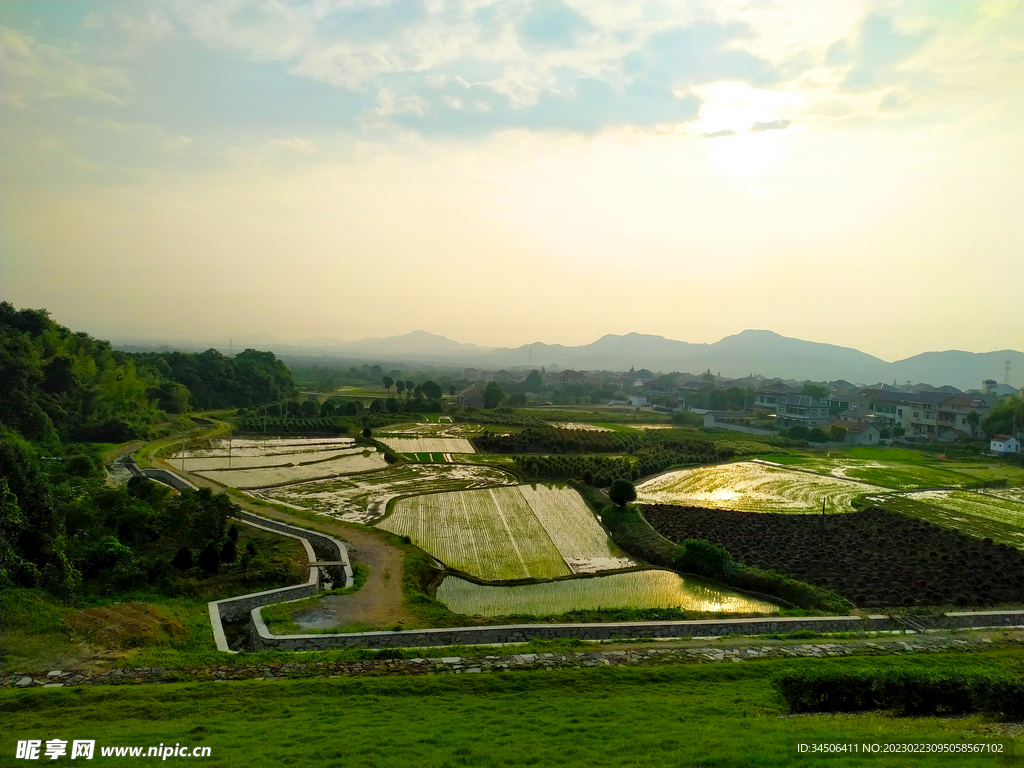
left=1, top=1, right=1021, bottom=359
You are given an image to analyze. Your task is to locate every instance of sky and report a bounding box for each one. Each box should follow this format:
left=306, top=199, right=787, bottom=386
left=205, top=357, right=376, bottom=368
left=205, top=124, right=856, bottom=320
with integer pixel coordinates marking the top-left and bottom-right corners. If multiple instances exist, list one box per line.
left=1, top=1, right=1021, bottom=361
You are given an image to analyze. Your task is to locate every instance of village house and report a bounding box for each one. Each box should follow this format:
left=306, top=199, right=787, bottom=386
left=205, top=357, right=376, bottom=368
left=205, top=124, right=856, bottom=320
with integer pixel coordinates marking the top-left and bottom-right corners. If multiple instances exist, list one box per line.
left=753, top=381, right=800, bottom=409
left=774, top=396, right=831, bottom=427
left=557, top=370, right=585, bottom=386
left=864, top=388, right=993, bottom=439
left=456, top=384, right=485, bottom=409
left=990, top=434, right=1021, bottom=454
left=830, top=420, right=881, bottom=446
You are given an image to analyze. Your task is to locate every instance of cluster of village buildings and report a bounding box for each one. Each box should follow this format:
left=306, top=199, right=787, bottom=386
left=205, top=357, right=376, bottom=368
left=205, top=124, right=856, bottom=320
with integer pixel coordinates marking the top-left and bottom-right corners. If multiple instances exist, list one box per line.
left=454, top=367, right=1022, bottom=455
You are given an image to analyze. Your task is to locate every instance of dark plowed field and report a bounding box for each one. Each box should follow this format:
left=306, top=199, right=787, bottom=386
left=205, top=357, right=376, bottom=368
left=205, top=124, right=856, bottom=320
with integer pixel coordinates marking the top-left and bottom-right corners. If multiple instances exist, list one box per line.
left=643, top=505, right=1023, bottom=608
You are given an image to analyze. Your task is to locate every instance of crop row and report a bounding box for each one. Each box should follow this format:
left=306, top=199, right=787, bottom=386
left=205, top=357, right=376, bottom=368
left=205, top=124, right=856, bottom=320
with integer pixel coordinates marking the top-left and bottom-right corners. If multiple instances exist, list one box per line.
left=237, top=417, right=345, bottom=433
left=642, top=504, right=1022, bottom=608
left=513, top=454, right=637, bottom=485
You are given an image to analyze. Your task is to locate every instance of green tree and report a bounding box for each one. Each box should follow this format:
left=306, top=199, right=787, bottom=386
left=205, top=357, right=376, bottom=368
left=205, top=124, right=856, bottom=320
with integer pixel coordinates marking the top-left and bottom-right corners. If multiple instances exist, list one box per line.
left=220, top=538, right=237, bottom=564
left=483, top=382, right=505, bottom=409
left=829, top=424, right=848, bottom=442
left=172, top=546, right=193, bottom=571
left=395, top=380, right=405, bottom=399
left=369, top=399, right=383, bottom=414
left=507, top=393, right=527, bottom=406
left=420, top=380, right=443, bottom=400
left=198, top=543, right=220, bottom=575
left=608, top=478, right=637, bottom=507
left=807, top=427, right=829, bottom=442
left=965, top=410, right=980, bottom=435
left=982, top=396, right=1022, bottom=438
left=382, top=376, right=394, bottom=397
left=801, top=383, right=830, bottom=400
left=523, top=370, right=544, bottom=391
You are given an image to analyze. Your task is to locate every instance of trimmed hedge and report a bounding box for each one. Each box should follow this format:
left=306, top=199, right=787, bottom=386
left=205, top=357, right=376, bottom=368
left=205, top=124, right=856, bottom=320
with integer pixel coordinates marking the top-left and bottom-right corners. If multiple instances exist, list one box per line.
left=771, top=667, right=1024, bottom=720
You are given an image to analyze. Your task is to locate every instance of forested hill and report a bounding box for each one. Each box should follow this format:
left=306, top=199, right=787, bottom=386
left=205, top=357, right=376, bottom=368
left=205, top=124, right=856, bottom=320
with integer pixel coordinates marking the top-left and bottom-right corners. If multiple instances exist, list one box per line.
left=128, top=349, right=295, bottom=411
left=0, top=302, right=295, bottom=445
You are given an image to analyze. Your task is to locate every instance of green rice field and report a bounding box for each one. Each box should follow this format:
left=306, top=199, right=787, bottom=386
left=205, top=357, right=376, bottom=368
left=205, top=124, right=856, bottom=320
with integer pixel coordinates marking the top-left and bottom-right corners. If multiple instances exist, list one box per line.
left=636, top=461, right=870, bottom=513
left=437, top=570, right=779, bottom=616
left=866, top=489, right=1024, bottom=548
left=400, top=452, right=449, bottom=462
left=251, top=464, right=517, bottom=524
left=759, top=451, right=1023, bottom=491
left=379, top=485, right=634, bottom=580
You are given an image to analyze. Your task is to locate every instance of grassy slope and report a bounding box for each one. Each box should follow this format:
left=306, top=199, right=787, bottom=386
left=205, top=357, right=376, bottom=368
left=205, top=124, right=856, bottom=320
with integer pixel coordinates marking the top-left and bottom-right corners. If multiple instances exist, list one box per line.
left=3, top=650, right=1020, bottom=768
left=1, top=527, right=307, bottom=671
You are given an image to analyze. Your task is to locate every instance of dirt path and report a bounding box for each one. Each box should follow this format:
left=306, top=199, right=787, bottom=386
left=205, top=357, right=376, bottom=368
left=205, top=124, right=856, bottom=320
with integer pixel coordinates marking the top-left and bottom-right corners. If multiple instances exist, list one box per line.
left=149, top=449, right=415, bottom=630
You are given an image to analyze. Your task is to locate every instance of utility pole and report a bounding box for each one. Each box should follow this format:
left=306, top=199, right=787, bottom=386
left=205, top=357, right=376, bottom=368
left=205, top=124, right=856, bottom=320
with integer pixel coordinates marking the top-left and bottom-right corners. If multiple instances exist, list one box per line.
left=1005, top=359, right=1011, bottom=386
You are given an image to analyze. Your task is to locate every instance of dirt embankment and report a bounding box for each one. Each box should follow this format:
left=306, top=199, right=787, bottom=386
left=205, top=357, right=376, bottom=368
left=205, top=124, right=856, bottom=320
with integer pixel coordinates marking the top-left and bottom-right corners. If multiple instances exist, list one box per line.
left=152, top=453, right=414, bottom=630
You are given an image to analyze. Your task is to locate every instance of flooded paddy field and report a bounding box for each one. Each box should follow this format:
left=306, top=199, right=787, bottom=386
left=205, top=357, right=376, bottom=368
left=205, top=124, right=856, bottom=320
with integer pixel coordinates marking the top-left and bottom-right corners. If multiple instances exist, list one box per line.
left=194, top=449, right=385, bottom=488
left=866, top=489, right=1024, bottom=548
left=437, top=570, right=779, bottom=617
left=636, top=461, right=870, bottom=513
left=251, top=463, right=516, bottom=524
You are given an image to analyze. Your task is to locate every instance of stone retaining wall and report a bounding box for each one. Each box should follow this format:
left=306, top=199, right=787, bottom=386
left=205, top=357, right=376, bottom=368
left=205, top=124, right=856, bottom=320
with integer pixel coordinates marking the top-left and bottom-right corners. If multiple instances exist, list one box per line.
left=233, top=509, right=352, bottom=585
left=944, top=611, right=1024, bottom=628
left=7, top=635, right=1018, bottom=690
left=250, top=614, right=887, bottom=651
left=249, top=610, right=1024, bottom=651
left=206, top=512, right=353, bottom=653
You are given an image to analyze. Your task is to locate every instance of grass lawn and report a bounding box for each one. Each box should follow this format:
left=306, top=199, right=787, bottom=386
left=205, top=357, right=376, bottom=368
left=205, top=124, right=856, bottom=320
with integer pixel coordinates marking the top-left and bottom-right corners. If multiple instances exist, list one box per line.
left=3, top=650, right=1020, bottom=768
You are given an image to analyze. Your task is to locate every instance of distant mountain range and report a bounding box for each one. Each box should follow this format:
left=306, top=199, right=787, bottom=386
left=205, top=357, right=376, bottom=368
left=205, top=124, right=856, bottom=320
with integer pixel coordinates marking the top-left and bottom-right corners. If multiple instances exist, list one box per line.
left=117, top=329, right=1023, bottom=391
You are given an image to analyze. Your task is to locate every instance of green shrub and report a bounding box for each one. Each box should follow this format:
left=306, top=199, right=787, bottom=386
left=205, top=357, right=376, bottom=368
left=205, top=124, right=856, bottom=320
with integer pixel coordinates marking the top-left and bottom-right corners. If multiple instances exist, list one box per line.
left=771, top=667, right=1024, bottom=720
left=731, top=567, right=850, bottom=613
left=678, top=539, right=734, bottom=580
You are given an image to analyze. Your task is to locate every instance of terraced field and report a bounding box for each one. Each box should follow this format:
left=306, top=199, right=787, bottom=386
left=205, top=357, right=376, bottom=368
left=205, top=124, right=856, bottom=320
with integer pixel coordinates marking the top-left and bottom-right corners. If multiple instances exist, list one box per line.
left=173, top=437, right=357, bottom=471
left=437, top=571, right=779, bottom=617
left=173, top=446, right=367, bottom=471
left=378, top=437, right=475, bottom=454
left=768, top=454, right=1023, bottom=491
left=379, top=485, right=634, bottom=580
left=253, top=464, right=516, bottom=523
left=376, top=422, right=483, bottom=436
left=636, top=461, right=870, bottom=513
left=519, top=485, right=634, bottom=573
left=865, top=489, right=1024, bottom=548
left=194, top=449, right=386, bottom=488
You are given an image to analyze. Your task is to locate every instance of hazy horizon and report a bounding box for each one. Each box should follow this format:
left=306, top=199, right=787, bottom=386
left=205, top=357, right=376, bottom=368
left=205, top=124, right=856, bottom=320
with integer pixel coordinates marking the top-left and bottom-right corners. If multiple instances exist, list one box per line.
left=2, top=1, right=1021, bottom=360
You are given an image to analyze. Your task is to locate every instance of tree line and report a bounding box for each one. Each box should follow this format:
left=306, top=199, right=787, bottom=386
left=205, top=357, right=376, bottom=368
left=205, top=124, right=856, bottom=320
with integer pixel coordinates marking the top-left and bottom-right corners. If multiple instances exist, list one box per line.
left=0, top=303, right=296, bottom=445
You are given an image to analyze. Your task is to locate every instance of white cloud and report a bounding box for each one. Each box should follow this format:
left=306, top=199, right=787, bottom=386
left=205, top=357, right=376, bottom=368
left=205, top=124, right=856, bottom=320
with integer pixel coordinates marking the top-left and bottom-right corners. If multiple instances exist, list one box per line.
left=0, top=26, right=131, bottom=106
left=160, top=135, right=194, bottom=152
